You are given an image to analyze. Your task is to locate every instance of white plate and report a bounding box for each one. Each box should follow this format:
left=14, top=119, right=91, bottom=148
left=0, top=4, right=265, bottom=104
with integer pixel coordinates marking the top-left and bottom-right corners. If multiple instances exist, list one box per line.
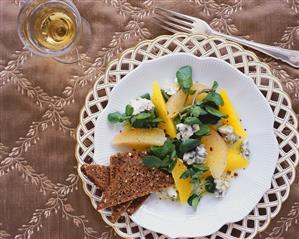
left=94, top=53, right=279, bottom=238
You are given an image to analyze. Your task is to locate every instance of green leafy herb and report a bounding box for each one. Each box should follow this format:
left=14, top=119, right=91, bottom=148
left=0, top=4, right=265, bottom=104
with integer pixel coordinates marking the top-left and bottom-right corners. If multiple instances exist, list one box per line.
left=180, top=163, right=209, bottom=182
left=125, top=104, right=134, bottom=116
left=180, top=170, right=190, bottom=179
left=144, top=140, right=177, bottom=173
left=211, top=81, right=218, bottom=92
left=203, top=91, right=224, bottom=107
left=179, top=139, right=200, bottom=154
left=129, top=110, right=161, bottom=128
left=199, top=114, right=221, bottom=124
left=187, top=194, right=202, bottom=210
left=161, top=89, right=170, bottom=102
left=150, top=139, right=175, bottom=158
left=176, top=65, right=193, bottom=94
left=201, top=81, right=224, bottom=107
left=140, top=93, right=151, bottom=100
left=135, top=112, right=152, bottom=120
left=194, top=124, right=210, bottom=137
left=190, top=105, right=206, bottom=117
left=184, top=117, right=201, bottom=125
left=204, top=105, right=227, bottom=118
left=168, top=158, right=178, bottom=171
left=143, top=155, right=163, bottom=168
left=108, top=112, right=126, bottom=123
left=205, top=176, right=216, bottom=193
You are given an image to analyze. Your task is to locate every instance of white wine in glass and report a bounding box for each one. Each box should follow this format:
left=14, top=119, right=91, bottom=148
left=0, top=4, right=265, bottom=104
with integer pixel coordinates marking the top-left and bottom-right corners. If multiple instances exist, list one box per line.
left=18, top=0, right=86, bottom=63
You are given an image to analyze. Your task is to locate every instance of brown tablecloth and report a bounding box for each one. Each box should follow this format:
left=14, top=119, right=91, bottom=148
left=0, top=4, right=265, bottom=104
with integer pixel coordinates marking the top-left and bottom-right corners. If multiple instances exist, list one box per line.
left=0, top=0, right=298, bottom=238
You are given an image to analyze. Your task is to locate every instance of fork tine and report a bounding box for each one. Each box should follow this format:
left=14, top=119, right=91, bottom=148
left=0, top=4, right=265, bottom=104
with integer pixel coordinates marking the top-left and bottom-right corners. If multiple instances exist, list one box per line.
left=155, top=11, right=193, bottom=29
left=153, top=16, right=191, bottom=33
left=153, top=19, right=179, bottom=34
left=155, top=7, right=196, bottom=23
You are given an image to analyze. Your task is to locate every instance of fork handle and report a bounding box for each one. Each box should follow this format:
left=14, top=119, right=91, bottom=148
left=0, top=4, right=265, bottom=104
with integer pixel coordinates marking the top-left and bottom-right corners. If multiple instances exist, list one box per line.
left=214, top=31, right=299, bottom=68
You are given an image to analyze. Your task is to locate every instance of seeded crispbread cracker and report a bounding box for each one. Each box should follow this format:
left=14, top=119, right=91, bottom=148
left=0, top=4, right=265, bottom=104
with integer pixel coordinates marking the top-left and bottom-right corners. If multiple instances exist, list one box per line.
left=109, top=152, right=148, bottom=222
left=127, top=195, right=149, bottom=215
left=110, top=201, right=132, bottom=223
left=97, top=153, right=174, bottom=210
left=109, top=153, right=132, bottom=222
left=81, top=164, right=110, bottom=191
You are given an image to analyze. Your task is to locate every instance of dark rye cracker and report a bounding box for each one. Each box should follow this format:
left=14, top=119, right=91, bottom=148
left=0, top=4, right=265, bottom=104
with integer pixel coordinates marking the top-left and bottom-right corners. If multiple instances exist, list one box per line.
left=109, top=153, right=132, bottom=222
left=81, top=163, right=129, bottom=222
left=81, top=164, right=110, bottom=191
left=127, top=195, right=149, bottom=215
left=97, top=154, right=174, bottom=210
left=109, top=152, right=148, bottom=222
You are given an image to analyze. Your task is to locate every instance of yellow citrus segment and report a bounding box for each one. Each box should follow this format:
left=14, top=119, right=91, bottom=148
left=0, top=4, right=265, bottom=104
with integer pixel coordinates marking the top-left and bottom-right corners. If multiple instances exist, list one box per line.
left=226, top=147, right=249, bottom=172
left=201, top=130, right=228, bottom=179
left=112, top=128, right=166, bottom=149
left=166, top=89, right=187, bottom=118
left=172, top=159, right=192, bottom=204
left=219, top=89, right=249, bottom=172
left=152, top=81, right=176, bottom=138
left=219, top=89, right=246, bottom=139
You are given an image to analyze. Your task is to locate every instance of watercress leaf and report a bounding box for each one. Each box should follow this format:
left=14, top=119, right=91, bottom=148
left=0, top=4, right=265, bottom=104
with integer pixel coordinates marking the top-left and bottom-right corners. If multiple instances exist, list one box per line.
left=204, top=105, right=227, bottom=118
left=143, top=156, right=163, bottom=168
left=151, top=118, right=163, bottom=123
left=108, top=112, right=125, bottom=123
left=135, top=112, right=152, bottom=120
left=170, top=150, right=177, bottom=159
left=161, top=155, right=172, bottom=167
left=194, top=124, right=210, bottom=137
left=125, top=104, right=134, bottom=116
left=191, top=106, right=204, bottom=117
left=199, top=114, right=220, bottom=124
left=184, top=117, right=201, bottom=125
left=161, top=89, right=170, bottom=102
left=176, top=65, right=193, bottom=93
left=140, top=93, right=151, bottom=100
left=187, top=194, right=201, bottom=210
left=150, top=139, right=175, bottom=158
left=191, top=164, right=209, bottom=172
left=211, top=81, right=218, bottom=92
left=179, top=139, right=200, bottom=153
left=169, top=158, right=177, bottom=172
left=191, top=173, right=201, bottom=183
left=204, top=92, right=224, bottom=106
left=180, top=170, right=190, bottom=179
left=205, top=176, right=216, bottom=193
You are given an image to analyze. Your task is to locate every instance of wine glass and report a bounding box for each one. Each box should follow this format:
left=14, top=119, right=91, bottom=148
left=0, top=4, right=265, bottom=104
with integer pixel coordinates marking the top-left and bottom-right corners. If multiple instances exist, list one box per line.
left=17, top=0, right=90, bottom=64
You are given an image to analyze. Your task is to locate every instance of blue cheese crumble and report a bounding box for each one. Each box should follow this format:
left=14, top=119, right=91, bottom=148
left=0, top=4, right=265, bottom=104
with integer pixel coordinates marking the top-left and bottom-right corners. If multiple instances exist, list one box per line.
left=130, top=97, right=154, bottom=115
left=183, top=144, right=208, bottom=165
left=176, top=123, right=200, bottom=140
left=217, top=125, right=239, bottom=144
left=214, top=174, right=232, bottom=198
left=240, top=139, right=250, bottom=159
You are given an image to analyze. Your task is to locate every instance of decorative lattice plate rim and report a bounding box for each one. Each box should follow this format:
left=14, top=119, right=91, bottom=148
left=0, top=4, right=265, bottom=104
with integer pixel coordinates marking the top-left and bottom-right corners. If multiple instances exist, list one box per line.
left=75, top=33, right=299, bottom=239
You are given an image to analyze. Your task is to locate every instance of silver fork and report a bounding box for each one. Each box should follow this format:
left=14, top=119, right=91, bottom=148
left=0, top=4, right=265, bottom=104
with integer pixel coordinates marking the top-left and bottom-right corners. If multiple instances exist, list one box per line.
left=154, top=7, right=299, bottom=68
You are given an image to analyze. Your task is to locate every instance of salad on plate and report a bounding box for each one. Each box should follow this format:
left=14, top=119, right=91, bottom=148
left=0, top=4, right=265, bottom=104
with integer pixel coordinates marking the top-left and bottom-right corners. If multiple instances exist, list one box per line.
left=106, top=65, right=250, bottom=209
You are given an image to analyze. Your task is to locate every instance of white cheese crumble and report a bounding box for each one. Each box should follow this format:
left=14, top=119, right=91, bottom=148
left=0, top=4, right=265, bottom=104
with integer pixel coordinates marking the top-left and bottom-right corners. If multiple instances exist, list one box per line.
left=214, top=174, right=232, bottom=198
left=240, top=139, right=250, bottom=159
left=130, top=97, right=154, bottom=115
left=157, top=186, right=178, bottom=201
left=183, top=144, right=208, bottom=165
left=217, top=125, right=239, bottom=144
left=176, top=123, right=200, bottom=140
